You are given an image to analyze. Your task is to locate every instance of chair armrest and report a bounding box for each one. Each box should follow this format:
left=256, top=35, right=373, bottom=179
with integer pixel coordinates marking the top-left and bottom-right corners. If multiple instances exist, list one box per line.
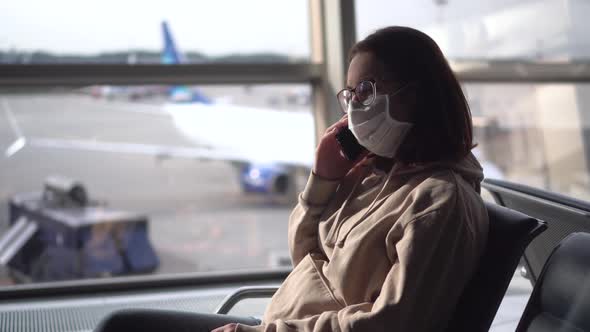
left=215, top=286, right=279, bottom=314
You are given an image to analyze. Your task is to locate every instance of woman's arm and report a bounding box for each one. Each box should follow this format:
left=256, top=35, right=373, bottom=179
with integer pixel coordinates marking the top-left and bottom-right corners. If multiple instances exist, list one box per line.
left=289, top=116, right=367, bottom=267
left=288, top=172, right=340, bottom=267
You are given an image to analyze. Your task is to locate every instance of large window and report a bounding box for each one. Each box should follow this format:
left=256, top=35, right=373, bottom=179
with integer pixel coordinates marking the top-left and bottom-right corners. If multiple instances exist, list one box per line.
left=0, top=84, right=312, bottom=284
left=355, top=0, right=590, bottom=200
left=0, top=0, right=317, bottom=288
left=0, top=0, right=310, bottom=64
left=467, top=83, right=590, bottom=201
left=356, top=0, right=590, bottom=61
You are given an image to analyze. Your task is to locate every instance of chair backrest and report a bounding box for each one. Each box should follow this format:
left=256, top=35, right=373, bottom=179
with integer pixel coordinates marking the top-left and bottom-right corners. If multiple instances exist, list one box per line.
left=444, top=202, right=547, bottom=332
left=482, top=178, right=590, bottom=284
left=516, top=232, right=590, bottom=332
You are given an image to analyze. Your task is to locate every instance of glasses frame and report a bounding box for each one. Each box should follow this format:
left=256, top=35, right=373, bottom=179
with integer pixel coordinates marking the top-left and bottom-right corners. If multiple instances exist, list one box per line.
left=336, top=79, right=377, bottom=114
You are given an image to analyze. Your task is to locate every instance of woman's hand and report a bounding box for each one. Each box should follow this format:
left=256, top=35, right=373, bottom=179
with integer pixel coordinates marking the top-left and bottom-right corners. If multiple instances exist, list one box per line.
left=211, top=323, right=237, bottom=332
left=313, top=116, right=367, bottom=180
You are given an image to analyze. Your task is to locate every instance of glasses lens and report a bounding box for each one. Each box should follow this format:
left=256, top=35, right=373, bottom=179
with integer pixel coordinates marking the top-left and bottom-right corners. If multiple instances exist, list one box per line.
left=355, top=81, right=375, bottom=106
left=337, top=89, right=352, bottom=113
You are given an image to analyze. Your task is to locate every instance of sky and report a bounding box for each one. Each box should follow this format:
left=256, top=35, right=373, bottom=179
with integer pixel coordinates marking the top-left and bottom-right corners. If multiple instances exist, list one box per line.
left=0, top=0, right=310, bottom=56
left=0, top=0, right=507, bottom=55
left=0, top=0, right=580, bottom=59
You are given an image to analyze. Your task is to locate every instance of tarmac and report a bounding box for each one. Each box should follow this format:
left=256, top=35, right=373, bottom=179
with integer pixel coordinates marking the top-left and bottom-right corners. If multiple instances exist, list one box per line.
left=0, top=91, right=294, bottom=277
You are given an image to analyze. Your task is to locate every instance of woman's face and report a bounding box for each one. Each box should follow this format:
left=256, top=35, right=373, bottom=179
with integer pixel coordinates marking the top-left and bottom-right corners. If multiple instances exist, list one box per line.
left=346, top=52, right=414, bottom=123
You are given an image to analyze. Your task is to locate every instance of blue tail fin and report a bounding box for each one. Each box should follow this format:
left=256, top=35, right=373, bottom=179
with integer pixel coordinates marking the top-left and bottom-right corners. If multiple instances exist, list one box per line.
left=161, top=21, right=212, bottom=104
left=161, top=21, right=183, bottom=64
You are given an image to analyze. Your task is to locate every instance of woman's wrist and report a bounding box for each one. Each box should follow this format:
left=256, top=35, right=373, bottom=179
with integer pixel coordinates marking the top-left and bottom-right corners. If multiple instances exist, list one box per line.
left=301, top=171, right=341, bottom=206
left=311, top=168, right=343, bottom=181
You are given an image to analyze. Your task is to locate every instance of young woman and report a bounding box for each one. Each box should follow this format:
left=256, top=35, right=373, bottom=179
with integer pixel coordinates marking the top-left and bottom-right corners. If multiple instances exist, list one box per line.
left=224, top=26, right=489, bottom=332
left=97, top=26, right=489, bottom=332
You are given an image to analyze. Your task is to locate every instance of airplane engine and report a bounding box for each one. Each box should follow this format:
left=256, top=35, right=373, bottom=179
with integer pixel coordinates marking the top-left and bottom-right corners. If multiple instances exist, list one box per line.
left=271, top=173, right=290, bottom=195
left=240, top=164, right=298, bottom=201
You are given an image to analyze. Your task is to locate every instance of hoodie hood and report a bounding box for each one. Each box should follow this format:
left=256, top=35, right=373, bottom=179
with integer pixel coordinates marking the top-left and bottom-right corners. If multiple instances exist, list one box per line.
left=389, top=152, right=485, bottom=193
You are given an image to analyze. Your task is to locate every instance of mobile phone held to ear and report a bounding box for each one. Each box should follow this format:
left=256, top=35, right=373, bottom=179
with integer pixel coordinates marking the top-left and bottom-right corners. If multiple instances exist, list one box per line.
left=335, top=127, right=366, bottom=161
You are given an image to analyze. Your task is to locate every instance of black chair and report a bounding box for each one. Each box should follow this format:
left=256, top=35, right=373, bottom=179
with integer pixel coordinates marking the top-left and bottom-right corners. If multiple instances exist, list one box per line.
left=516, top=232, right=590, bottom=332
left=483, top=178, right=590, bottom=284
left=444, top=202, right=547, bottom=332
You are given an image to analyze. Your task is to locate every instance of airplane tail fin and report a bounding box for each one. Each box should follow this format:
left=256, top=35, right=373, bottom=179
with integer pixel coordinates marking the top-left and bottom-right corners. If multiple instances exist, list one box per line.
left=161, top=21, right=212, bottom=104
left=161, top=21, right=183, bottom=64
left=169, top=86, right=212, bottom=104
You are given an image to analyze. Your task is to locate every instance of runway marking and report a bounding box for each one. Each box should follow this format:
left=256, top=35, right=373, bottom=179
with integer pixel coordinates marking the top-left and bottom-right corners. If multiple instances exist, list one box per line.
left=1, top=98, right=27, bottom=158
left=2, top=98, right=24, bottom=139
left=4, top=137, right=26, bottom=158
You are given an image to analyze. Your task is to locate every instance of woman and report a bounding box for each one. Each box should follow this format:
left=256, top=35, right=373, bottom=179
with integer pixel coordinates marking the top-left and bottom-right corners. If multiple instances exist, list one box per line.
left=224, top=26, right=489, bottom=332
left=97, top=26, right=488, bottom=332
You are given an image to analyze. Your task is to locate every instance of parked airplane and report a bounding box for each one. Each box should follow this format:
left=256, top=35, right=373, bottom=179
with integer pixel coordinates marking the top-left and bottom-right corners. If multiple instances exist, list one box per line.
left=3, top=22, right=315, bottom=198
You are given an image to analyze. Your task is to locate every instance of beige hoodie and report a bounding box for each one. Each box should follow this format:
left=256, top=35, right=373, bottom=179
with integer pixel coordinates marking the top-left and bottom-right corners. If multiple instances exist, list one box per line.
left=236, top=153, right=489, bottom=332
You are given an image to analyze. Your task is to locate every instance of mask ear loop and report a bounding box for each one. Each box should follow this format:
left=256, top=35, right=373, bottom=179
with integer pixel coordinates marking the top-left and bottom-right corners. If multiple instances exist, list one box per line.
left=383, top=81, right=418, bottom=125
left=378, top=92, right=414, bottom=158
left=367, top=79, right=416, bottom=111
left=387, top=80, right=418, bottom=99
left=366, top=95, right=395, bottom=148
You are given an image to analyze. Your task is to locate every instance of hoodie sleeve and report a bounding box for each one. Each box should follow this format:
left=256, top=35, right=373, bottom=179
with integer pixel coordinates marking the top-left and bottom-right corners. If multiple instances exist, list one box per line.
left=235, top=207, right=480, bottom=332
left=288, top=172, right=340, bottom=267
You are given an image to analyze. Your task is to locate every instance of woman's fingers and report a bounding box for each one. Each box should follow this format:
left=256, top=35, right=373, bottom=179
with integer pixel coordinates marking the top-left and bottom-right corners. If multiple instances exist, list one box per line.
left=319, top=116, right=353, bottom=154
left=325, top=115, right=348, bottom=134
left=314, top=115, right=361, bottom=180
left=211, top=323, right=237, bottom=332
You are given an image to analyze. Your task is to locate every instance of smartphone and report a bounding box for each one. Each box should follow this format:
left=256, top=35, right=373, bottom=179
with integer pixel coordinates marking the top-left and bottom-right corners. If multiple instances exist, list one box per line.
left=335, top=127, right=366, bottom=161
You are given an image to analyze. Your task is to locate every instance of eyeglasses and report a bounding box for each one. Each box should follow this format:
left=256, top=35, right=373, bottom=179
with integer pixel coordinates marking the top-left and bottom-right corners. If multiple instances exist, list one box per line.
left=337, top=80, right=418, bottom=114
left=336, top=80, right=377, bottom=114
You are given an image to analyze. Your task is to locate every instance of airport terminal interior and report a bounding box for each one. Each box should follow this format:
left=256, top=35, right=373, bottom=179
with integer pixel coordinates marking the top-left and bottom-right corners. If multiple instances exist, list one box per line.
left=1, top=0, right=590, bottom=331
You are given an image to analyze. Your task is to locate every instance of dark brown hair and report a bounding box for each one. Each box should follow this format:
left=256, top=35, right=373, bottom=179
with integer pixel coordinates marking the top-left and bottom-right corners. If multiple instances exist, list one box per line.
left=350, top=26, right=475, bottom=163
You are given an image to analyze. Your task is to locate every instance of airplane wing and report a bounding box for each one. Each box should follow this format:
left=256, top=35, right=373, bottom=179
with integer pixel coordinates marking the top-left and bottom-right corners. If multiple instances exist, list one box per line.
left=24, top=137, right=313, bottom=168
left=28, top=137, right=216, bottom=160
left=3, top=97, right=314, bottom=168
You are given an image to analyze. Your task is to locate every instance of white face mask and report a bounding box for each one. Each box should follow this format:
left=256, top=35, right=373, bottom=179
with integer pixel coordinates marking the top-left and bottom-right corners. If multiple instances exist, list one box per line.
left=348, top=94, right=413, bottom=158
